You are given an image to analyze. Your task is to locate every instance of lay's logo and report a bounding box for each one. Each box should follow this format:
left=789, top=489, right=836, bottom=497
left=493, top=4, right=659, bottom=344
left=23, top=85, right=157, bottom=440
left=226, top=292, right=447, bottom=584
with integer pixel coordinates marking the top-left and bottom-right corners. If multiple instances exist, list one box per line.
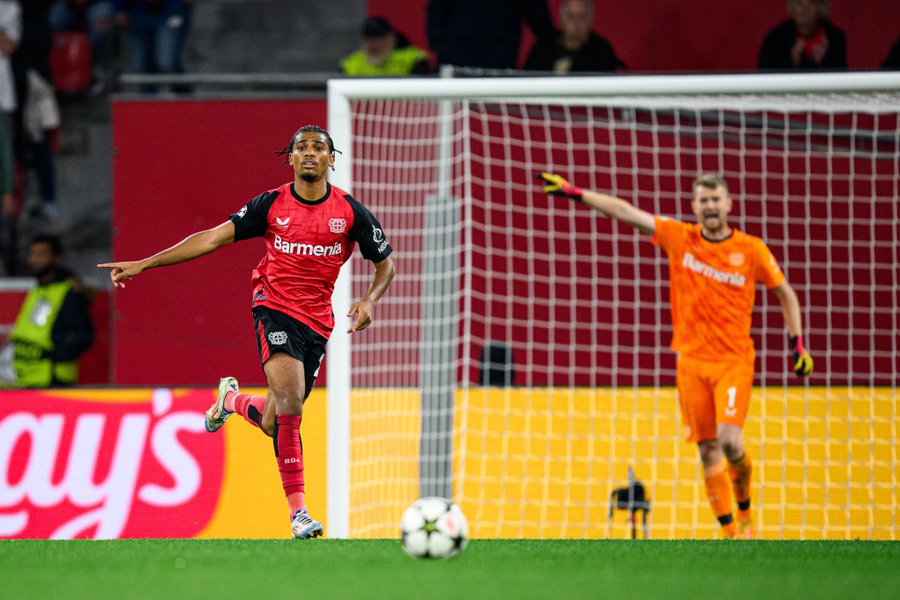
left=0, top=389, right=224, bottom=539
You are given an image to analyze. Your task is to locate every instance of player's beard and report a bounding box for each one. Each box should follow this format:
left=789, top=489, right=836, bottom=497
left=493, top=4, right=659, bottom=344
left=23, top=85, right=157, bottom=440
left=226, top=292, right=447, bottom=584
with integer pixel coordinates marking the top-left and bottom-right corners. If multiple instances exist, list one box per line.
left=704, top=215, right=722, bottom=231
left=701, top=213, right=730, bottom=239
left=300, top=171, right=320, bottom=183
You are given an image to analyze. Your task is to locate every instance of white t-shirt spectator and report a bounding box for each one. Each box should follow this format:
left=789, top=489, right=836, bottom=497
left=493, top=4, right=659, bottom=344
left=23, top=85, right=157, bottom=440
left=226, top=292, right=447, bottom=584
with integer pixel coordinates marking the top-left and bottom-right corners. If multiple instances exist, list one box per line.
left=0, top=0, right=22, bottom=112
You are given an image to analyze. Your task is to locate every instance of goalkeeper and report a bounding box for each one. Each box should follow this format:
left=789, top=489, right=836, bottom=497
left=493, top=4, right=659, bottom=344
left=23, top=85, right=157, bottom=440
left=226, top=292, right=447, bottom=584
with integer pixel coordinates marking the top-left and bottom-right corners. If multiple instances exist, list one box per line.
left=539, top=172, right=813, bottom=538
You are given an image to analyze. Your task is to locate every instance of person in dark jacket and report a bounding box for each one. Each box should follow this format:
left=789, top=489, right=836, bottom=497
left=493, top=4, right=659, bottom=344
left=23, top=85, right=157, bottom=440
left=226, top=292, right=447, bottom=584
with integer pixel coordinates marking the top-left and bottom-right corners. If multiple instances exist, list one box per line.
left=882, top=36, right=900, bottom=70
left=427, top=0, right=555, bottom=70
left=9, top=233, right=95, bottom=387
left=758, top=0, right=846, bottom=70
left=524, top=0, right=624, bottom=73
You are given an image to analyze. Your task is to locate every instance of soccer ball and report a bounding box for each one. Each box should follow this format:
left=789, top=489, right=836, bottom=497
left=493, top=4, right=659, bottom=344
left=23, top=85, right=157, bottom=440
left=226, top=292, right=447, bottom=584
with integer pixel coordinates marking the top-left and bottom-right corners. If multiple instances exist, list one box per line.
left=400, top=496, right=468, bottom=559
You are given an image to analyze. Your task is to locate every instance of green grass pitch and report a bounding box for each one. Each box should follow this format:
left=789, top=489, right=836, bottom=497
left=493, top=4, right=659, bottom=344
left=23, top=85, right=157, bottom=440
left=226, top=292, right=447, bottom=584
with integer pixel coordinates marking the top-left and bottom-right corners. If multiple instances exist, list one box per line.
left=1, top=539, right=897, bottom=599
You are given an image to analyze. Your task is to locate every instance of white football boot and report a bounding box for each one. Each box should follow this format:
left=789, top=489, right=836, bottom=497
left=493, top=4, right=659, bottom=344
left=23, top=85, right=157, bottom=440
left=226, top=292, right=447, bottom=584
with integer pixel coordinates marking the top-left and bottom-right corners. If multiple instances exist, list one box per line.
left=204, top=376, right=238, bottom=432
left=291, top=507, right=324, bottom=539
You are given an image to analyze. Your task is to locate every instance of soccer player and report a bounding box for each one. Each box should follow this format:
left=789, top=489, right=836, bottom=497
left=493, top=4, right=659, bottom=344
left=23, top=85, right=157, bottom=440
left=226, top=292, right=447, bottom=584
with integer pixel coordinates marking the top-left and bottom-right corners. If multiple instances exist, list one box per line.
left=99, top=125, right=395, bottom=539
left=538, top=172, right=813, bottom=538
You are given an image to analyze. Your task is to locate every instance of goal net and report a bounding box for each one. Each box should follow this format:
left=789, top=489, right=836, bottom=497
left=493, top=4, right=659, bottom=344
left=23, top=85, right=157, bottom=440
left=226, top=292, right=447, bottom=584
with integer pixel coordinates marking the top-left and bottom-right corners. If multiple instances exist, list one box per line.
left=327, top=73, right=899, bottom=540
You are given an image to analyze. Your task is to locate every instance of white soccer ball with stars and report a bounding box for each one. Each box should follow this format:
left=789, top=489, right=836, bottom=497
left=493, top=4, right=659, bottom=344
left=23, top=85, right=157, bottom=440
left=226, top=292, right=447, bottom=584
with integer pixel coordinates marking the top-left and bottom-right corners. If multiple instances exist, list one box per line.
left=400, top=496, right=469, bottom=559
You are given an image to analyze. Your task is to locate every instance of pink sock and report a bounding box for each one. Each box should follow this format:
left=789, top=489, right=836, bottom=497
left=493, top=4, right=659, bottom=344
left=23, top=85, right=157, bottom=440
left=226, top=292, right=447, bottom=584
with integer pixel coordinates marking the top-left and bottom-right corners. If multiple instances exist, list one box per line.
left=274, top=414, right=304, bottom=511
left=230, top=392, right=266, bottom=429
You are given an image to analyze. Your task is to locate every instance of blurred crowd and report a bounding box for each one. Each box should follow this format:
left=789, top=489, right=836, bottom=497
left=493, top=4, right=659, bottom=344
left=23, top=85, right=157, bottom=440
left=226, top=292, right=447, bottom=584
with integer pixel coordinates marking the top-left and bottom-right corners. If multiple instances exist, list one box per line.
left=344, top=0, right=897, bottom=76
left=0, top=0, right=195, bottom=277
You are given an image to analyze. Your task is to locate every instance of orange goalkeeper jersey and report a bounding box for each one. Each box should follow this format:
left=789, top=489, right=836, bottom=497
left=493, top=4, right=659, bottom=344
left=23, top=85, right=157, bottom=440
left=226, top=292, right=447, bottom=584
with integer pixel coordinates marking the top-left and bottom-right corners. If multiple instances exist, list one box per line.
left=652, top=216, right=785, bottom=361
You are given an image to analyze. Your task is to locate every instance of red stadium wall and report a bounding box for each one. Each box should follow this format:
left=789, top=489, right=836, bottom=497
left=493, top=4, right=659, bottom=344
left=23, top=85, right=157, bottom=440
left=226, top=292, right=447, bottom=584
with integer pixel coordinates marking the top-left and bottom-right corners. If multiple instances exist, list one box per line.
left=368, top=0, right=897, bottom=72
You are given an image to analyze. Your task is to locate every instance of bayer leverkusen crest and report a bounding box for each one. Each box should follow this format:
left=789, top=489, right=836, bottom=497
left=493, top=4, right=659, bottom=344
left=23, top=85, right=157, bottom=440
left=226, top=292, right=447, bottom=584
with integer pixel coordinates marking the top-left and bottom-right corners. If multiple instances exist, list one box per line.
left=329, top=218, right=347, bottom=233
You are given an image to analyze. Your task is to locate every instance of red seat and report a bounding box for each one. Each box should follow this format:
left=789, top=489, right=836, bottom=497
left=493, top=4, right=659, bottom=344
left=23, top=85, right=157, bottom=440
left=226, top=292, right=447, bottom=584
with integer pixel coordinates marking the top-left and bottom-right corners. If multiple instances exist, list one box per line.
left=49, top=31, right=93, bottom=93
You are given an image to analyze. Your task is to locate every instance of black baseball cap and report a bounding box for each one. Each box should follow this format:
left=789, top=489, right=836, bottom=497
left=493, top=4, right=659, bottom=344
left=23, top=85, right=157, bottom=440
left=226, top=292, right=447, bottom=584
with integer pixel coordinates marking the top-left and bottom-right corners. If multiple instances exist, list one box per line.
left=362, top=16, right=392, bottom=37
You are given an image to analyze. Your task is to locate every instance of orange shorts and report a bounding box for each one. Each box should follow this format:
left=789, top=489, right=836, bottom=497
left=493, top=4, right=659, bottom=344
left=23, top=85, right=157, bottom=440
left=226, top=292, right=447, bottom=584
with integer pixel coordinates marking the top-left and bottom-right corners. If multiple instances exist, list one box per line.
left=675, top=353, right=755, bottom=442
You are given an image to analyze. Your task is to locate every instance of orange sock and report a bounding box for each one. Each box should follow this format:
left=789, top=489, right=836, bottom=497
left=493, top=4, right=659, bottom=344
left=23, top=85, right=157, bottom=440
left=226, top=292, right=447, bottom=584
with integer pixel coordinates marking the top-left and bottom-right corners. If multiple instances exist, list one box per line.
left=704, top=459, right=736, bottom=535
left=729, top=453, right=753, bottom=517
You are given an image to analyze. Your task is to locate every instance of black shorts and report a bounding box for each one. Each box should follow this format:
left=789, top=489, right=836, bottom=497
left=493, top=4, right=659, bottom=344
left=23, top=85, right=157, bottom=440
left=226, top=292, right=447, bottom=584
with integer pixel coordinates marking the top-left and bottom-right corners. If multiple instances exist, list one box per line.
left=252, top=305, right=328, bottom=400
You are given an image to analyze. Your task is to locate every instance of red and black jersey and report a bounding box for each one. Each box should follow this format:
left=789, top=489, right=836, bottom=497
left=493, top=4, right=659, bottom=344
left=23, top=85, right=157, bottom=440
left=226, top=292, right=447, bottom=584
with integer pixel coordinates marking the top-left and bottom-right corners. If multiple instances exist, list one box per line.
left=230, top=182, right=392, bottom=338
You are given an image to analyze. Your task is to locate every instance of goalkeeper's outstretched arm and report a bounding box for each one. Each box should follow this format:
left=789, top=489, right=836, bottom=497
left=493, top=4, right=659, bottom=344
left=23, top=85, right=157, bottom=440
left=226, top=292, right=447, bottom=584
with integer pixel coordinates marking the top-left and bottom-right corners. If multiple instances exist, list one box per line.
left=537, top=172, right=655, bottom=234
left=771, top=280, right=814, bottom=377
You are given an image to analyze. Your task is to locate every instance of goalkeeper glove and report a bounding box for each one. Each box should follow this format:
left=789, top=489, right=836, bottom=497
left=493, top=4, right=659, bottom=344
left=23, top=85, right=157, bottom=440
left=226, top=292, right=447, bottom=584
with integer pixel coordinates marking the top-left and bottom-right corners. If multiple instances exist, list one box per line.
left=789, top=334, right=813, bottom=377
left=537, top=172, right=583, bottom=200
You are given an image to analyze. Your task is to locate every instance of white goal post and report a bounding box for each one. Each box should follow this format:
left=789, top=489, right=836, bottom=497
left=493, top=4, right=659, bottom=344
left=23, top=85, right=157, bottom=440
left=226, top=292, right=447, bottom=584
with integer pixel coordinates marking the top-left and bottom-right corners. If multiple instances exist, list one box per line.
left=327, top=72, right=900, bottom=539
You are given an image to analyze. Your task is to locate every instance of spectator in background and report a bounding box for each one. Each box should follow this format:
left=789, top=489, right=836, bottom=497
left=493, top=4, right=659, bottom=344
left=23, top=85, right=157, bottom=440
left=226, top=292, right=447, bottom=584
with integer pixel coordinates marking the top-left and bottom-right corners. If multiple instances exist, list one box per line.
left=882, top=37, right=900, bottom=69
left=13, top=0, right=61, bottom=221
left=340, top=15, right=430, bottom=76
left=0, top=0, right=21, bottom=275
left=114, top=0, right=193, bottom=94
left=8, top=233, right=95, bottom=387
left=427, top=0, right=555, bottom=70
left=48, top=1, right=115, bottom=88
left=758, top=0, right=846, bottom=70
left=524, top=0, right=624, bottom=73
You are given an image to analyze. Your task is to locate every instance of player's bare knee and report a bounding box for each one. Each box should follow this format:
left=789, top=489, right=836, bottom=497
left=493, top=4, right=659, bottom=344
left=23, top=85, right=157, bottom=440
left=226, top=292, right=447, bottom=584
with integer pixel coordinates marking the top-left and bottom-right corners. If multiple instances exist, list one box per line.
left=718, top=429, right=743, bottom=459
left=720, top=438, right=735, bottom=456
left=270, top=389, right=304, bottom=416
left=697, top=439, right=721, bottom=465
left=720, top=438, right=744, bottom=461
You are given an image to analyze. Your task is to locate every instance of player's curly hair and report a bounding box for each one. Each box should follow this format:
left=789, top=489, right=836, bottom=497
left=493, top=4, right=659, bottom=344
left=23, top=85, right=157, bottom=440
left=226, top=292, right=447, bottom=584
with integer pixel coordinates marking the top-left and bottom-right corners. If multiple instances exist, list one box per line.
left=275, top=125, right=342, bottom=163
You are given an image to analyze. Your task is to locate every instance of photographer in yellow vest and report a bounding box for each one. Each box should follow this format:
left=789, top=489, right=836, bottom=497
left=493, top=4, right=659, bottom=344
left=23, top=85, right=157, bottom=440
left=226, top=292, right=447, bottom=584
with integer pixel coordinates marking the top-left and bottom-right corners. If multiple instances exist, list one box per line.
left=9, top=233, right=95, bottom=387
left=340, top=16, right=431, bottom=76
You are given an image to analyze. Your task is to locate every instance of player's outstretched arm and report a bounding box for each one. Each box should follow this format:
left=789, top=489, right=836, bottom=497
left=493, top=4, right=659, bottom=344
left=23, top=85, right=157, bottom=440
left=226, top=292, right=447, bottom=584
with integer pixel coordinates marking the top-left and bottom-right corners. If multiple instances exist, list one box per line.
left=347, top=256, right=396, bottom=333
left=98, top=221, right=236, bottom=288
left=771, top=280, right=814, bottom=377
left=537, top=172, right=655, bottom=234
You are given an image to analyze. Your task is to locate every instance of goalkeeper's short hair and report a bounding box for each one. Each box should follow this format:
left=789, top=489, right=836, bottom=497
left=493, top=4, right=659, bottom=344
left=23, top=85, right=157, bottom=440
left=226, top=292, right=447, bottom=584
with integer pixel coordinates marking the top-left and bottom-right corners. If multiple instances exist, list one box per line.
left=692, top=174, right=730, bottom=195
